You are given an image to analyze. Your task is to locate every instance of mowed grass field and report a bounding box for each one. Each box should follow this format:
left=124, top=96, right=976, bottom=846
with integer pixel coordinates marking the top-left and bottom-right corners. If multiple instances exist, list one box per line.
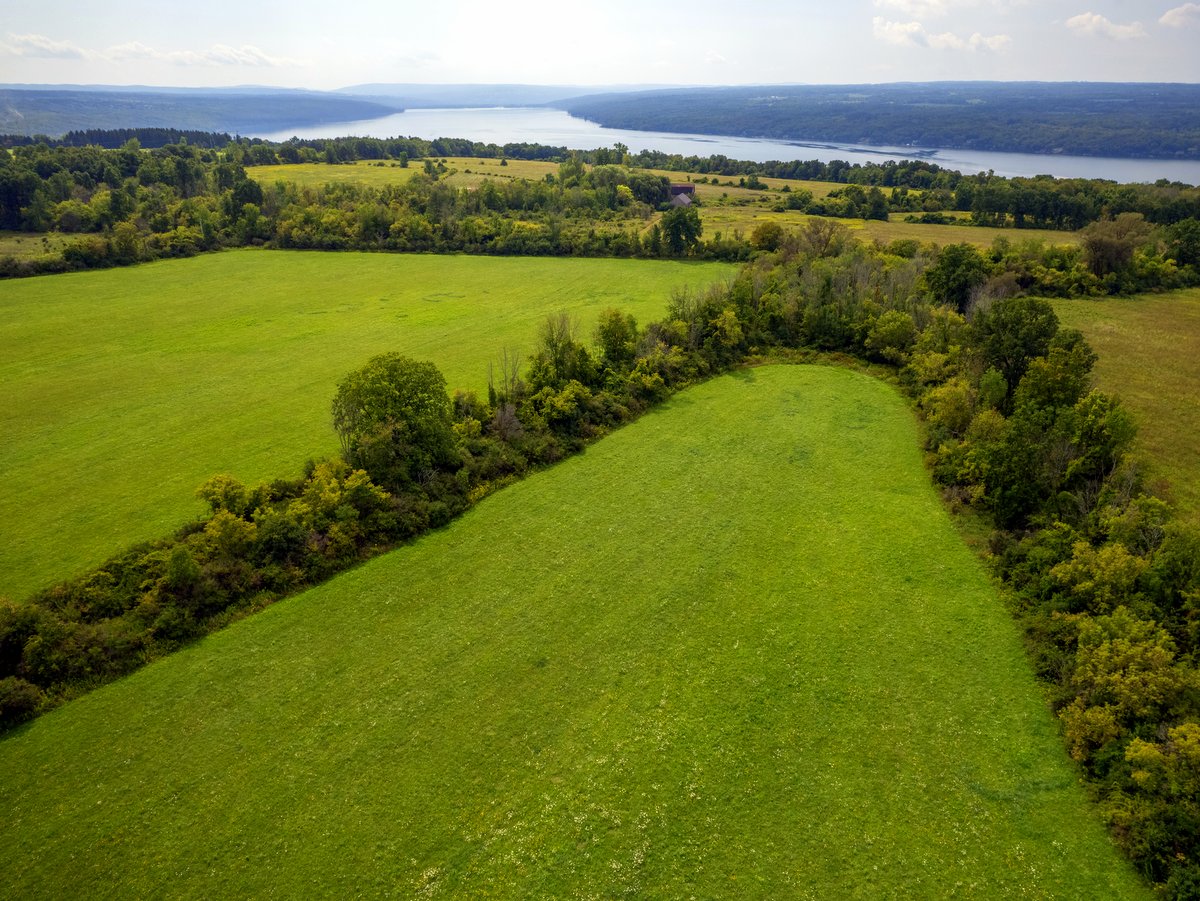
left=1053, top=288, right=1200, bottom=519
left=0, top=365, right=1145, bottom=899
left=0, top=251, right=733, bottom=601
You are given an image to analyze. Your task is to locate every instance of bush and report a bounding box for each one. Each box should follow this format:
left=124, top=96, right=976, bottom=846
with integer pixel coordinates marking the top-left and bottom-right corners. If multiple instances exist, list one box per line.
left=0, top=677, right=43, bottom=726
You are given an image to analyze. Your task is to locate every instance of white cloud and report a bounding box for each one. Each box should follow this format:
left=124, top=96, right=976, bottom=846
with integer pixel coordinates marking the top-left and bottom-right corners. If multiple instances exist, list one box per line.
left=873, top=17, right=928, bottom=45
left=872, top=17, right=1009, bottom=50
left=105, top=41, right=160, bottom=61
left=873, top=0, right=1026, bottom=15
left=928, top=30, right=1012, bottom=50
left=1065, top=12, right=1147, bottom=39
left=109, top=41, right=303, bottom=67
left=193, top=45, right=301, bottom=67
left=1160, top=3, right=1200, bottom=27
left=1, top=33, right=303, bottom=67
left=875, top=0, right=954, bottom=16
left=1, top=32, right=92, bottom=59
left=704, top=49, right=728, bottom=65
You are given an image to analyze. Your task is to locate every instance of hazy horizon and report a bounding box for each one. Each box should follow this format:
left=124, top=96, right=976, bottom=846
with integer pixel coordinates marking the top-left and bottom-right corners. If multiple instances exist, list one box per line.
left=1, top=1, right=1197, bottom=91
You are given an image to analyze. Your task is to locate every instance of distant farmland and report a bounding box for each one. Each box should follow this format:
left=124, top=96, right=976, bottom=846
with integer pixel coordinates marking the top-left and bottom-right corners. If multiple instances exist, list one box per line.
left=248, top=159, right=1081, bottom=249
left=0, top=366, right=1147, bottom=898
left=0, top=251, right=733, bottom=601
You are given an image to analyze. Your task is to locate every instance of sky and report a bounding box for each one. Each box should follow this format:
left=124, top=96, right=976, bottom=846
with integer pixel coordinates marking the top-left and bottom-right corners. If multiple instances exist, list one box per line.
left=0, top=0, right=1197, bottom=89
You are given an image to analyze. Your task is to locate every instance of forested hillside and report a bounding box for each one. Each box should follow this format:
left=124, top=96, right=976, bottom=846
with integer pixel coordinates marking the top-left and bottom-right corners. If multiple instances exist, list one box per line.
left=0, top=88, right=398, bottom=138
left=558, top=82, right=1200, bottom=160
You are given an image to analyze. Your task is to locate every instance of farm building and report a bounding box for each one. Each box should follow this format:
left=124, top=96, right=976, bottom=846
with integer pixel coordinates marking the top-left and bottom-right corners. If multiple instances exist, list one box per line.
left=669, top=184, right=695, bottom=206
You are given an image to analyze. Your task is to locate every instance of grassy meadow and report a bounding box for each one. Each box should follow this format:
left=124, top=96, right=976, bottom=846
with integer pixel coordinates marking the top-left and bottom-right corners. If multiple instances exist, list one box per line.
left=688, top=198, right=1079, bottom=249
left=0, top=250, right=733, bottom=601
left=0, top=231, right=73, bottom=261
left=1052, top=288, right=1200, bottom=519
left=0, top=365, right=1145, bottom=899
left=246, top=157, right=562, bottom=191
left=246, top=160, right=424, bottom=189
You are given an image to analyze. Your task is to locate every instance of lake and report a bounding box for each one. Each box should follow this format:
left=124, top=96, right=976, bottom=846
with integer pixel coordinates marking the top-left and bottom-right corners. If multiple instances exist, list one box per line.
left=253, top=106, right=1200, bottom=185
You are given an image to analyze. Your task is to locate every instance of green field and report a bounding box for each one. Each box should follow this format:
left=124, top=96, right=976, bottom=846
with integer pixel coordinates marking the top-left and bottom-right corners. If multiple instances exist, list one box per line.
left=246, top=157, right=562, bottom=190
left=688, top=202, right=1080, bottom=249
left=1052, top=288, right=1200, bottom=519
left=0, top=365, right=1144, bottom=898
left=0, top=250, right=733, bottom=601
left=246, top=160, right=425, bottom=189
left=0, top=231, right=72, bottom=261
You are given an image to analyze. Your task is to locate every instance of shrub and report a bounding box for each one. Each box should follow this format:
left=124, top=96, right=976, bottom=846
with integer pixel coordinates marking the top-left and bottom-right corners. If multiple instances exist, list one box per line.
left=0, top=677, right=43, bottom=726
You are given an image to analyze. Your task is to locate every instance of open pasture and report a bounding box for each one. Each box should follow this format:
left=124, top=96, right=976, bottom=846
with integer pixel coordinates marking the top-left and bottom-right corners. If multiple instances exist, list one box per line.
left=642, top=168, right=847, bottom=201
left=855, top=216, right=1079, bottom=248
left=440, top=155, right=562, bottom=186
left=1052, top=288, right=1200, bottom=518
left=246, top=160, right=424, bottom=189
left=0, top=231, right=73, bottom=262
left=245, top=157, right=562, bottom=191
left=0, top=250, right=732, bottom=601
left=0, top=365, right=1145, bottom=899
left=689, top=200, right=1079, bottom=249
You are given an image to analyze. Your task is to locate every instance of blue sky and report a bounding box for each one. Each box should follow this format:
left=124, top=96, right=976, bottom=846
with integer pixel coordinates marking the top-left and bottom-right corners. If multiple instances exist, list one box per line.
left=1, top=0, right=1197, bottom=88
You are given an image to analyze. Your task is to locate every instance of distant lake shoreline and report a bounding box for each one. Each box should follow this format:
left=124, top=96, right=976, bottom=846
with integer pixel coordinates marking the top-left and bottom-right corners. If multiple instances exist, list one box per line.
left=253, top=106, right=1200, bottom=185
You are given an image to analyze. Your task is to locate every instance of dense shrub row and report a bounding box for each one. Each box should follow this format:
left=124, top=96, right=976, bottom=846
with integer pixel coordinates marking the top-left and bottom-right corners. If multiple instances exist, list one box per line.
left=2, top=218, right=1199, bottom=892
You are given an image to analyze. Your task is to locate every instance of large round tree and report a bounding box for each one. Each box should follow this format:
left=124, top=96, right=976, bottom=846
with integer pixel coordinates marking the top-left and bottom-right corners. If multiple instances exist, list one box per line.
left=331, top=353, right=457, bottom=490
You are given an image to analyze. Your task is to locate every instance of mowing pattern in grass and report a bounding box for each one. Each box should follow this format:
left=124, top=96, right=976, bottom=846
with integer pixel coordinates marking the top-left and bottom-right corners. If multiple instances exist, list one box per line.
left=1053, top=289, right=1200, bottom=519
left=0, top=250, right=732, bottom=601
left=0, top=366, right=1145, bottom=899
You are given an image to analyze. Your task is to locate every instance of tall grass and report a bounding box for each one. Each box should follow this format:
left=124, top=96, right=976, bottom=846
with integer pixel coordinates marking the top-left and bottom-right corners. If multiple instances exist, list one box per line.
left=1053, top=288, right=1200, bottom=518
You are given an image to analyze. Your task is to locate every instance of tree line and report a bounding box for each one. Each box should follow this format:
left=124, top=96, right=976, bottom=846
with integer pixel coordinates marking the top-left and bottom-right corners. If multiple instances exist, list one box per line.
left=4, top=133, right=1200, bottom=284
left=0, top=128, right=233, bottom=150
left=0, top=139, right=747, bottom=274
left=2, top=219, right=1198, bottom=893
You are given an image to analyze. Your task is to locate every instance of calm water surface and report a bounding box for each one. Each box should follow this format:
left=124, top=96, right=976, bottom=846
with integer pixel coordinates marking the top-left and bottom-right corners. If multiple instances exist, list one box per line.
left=254, top=107, right=1200, bottom=185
